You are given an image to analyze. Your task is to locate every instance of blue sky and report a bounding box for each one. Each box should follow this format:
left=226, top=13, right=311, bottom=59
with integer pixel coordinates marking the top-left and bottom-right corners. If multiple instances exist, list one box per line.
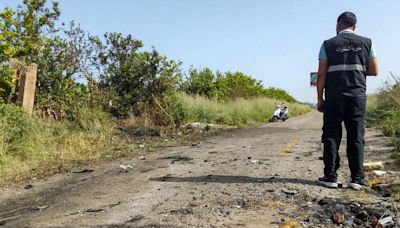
left=1, top=1, right=399, bottom=102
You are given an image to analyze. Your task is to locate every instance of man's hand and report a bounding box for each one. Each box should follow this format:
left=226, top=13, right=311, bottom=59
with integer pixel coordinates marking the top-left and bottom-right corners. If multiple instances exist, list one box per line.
left=317, top=59, right=327, bottom=112
left=317, top=99, right=325, bottom=112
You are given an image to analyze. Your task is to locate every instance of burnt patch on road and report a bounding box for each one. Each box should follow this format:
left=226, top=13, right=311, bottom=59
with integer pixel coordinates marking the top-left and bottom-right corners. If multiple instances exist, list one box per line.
left=158, top=155, right=193, bottom=164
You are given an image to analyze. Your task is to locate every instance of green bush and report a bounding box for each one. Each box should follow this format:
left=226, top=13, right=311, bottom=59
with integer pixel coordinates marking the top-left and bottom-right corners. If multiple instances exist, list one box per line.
left=0, top=104, right=44, bottom=162
left=366, top=80, right=400, bottom=149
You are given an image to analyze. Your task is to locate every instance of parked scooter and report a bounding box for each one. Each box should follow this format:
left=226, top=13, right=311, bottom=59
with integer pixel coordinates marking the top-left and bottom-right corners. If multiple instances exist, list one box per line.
left=270, top=104, right=289, bottom=122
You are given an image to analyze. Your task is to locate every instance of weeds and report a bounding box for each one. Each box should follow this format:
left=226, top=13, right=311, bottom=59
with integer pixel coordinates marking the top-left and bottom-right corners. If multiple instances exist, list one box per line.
left=0, top=104, right=115, bottom=184
left=180, top=94, right=311, bottom=126
left=366, top=77, right=400, bottom=161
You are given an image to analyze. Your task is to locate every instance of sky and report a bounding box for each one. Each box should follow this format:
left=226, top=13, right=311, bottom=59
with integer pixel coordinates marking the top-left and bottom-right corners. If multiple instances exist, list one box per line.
left=1, top=0, right=400, bottom=102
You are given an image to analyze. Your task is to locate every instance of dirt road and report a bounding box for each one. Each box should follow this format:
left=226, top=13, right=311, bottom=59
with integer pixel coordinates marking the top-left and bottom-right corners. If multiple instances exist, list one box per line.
left=1, top=111, right=398, bottom=227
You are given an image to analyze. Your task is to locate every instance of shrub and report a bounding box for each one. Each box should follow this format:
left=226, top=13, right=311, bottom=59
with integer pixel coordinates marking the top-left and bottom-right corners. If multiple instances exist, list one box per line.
left=0, top=104, right=44, bottom=162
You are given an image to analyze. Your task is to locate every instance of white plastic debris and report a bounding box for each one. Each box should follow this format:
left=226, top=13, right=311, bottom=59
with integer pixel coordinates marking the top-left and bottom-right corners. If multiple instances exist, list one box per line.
left=373, top=170, right=386, bottom=176
left=138, top=156, right=145, bottom=160
left=378, top=216, right=394, bottom=227
left=119, top=164, right=133, bottom=171
left=250, top=160, right=262, bottom=164
left=139, top=144, right=145, bottom=148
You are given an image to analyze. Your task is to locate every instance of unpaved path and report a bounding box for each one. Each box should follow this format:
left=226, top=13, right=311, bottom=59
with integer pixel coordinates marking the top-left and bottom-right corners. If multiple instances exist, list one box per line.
left=0, top=111, right=398, bottom=227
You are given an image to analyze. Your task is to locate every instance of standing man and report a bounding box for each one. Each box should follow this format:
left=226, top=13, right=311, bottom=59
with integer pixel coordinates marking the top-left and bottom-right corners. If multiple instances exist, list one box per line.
left=317, top=12, right=378, bottom=189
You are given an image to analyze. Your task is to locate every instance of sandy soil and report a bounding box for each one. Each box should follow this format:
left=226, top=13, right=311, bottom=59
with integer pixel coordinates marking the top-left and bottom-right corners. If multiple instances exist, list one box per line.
left=0, top=111, right=398, bottom=227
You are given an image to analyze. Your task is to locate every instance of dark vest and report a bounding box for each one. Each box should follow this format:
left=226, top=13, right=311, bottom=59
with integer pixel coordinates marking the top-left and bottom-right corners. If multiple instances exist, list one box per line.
left=324, top=32, right=372, bottom=98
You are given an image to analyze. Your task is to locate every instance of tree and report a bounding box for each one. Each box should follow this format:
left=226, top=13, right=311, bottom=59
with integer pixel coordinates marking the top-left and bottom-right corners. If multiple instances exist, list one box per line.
left=36, top=22, right=98, bottom=117
left=0, top=8, right=17, bottom=103
left=223, top=72, right=264, bottom=99
left=98, top=32, right=182, bottom=119
left=181, top=67, right=217, bottom=98
left=263, top=87, right=296, bottom=103
left=13, top=0, right=60, bottom=64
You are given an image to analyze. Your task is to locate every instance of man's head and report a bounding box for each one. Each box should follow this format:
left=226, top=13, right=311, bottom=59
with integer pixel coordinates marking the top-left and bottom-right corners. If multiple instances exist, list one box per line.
left=336, top=11, right=357, bottom=34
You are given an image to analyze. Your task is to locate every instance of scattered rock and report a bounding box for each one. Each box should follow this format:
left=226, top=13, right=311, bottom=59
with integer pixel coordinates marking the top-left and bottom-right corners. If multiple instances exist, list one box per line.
left=364, top=162, right=384, bottom=171
left=332, top=211, right=345, bottom=224
left=24, top=184, right=33, bottom=189
left=279, top=220, right=300, bottom=228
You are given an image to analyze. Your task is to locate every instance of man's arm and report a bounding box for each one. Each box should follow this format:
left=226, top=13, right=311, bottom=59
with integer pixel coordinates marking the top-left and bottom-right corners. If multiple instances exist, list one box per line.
left=367, top=58, right=378, bottom=76
left=317, top=59, right=328, bottom=112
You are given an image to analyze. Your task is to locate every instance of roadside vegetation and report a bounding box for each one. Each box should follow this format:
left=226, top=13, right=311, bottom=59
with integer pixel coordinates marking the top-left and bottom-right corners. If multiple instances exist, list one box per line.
left=181, top=95, right=310, bottom=126
left=0, top=0, right=311, bottom=184
left=366, top=75, right=400, bottom=161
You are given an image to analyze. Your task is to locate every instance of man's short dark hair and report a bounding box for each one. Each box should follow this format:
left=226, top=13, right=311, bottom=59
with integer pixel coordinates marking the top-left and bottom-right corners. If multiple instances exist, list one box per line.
left=337, top=11, right=357, bottom=27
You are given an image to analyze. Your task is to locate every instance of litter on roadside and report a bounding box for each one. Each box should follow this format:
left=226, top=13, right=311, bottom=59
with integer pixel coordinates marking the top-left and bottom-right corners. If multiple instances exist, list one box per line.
left=138, top=156, right=145, bottom=160
left=250, top=160, right=262, bottom=164
left=119, top=164, right=133, bottom=172
left=279, top=220, right=300, bottom=228
left=378, top=216, right=395, bottom=227
left=363, top=162, right=384, bottom=171
left=372, top=170, right=386, bottom=176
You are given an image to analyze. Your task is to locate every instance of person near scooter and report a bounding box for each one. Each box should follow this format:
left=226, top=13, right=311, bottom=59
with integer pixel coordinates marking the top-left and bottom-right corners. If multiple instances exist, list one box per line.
left=316, top=12, right=379, bottom=189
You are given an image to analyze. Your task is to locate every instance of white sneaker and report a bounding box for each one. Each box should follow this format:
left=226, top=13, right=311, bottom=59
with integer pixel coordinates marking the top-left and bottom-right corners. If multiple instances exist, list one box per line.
left=317, top=177, right=339, bottom=188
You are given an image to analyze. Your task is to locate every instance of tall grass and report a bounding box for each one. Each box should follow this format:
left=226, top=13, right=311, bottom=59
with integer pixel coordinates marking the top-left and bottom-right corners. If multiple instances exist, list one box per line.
left=180, top=94, right=312, bottom=126
left=0, top=104, right=115, bottom=184
left=366, top=79, right=400, bottom=155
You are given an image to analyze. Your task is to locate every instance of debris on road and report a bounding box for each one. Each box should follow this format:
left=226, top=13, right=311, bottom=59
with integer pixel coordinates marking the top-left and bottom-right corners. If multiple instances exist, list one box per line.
left=119, top=164, right=133, bottom=172
left=126, top=215, right=144, bottom=223
left=158, top=155, right=193, bottom=164
left=315, top=197, right=398, bottom=227
left=30, top=205, right=49, bottom=211
left=373, top=181, right=400, bottom=197
left=332, top=211, right=345, bottom=224
left=379, top=216, right=395, bottom=227
left=364, top=162, right=384, bottom=171
left=73, top=169, right=94, bottom=174
left=373, top=170, right=387, bottom=176
left=84, top=208, right=105, bottom=213
left=24, top=184, right=33, bottom=189
left=279, top=220, right=300, bottom=228
left=233, top=199, right=246, bottom=209
left=250, top=160, right=262, bottom=164
left=282, top=189, right=298, bottom=195
left=184, top=122, right=213, bottom=132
